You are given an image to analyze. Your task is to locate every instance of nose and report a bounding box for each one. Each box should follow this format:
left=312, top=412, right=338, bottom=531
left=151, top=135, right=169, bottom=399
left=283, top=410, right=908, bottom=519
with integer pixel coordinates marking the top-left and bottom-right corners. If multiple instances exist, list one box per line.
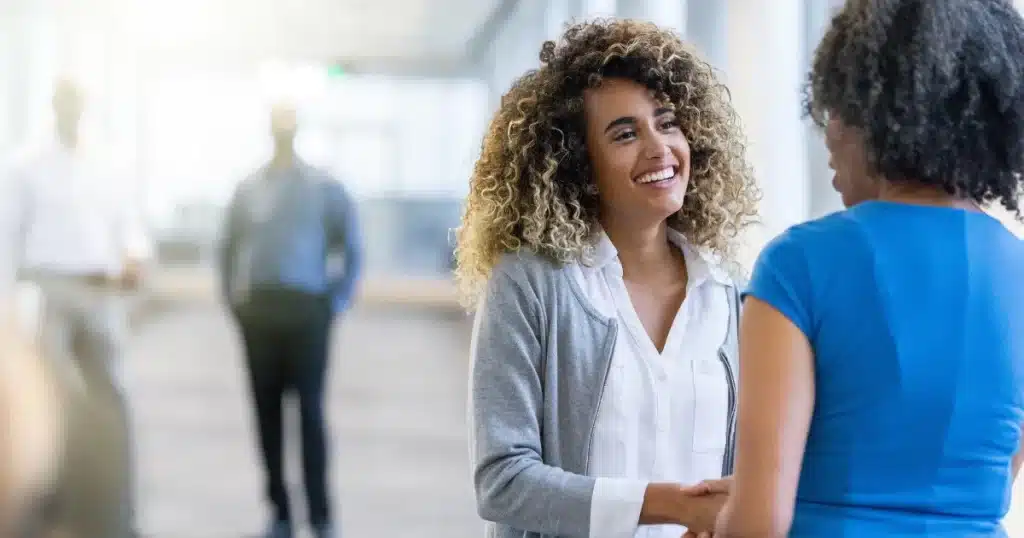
left=642, top=132, right=671, bottom=160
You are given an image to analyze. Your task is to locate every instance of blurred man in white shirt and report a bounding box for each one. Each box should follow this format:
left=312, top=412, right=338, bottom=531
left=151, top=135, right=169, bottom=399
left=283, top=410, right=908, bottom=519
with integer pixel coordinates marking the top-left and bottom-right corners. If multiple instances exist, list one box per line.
left=2, top=78, right=150, bottom=538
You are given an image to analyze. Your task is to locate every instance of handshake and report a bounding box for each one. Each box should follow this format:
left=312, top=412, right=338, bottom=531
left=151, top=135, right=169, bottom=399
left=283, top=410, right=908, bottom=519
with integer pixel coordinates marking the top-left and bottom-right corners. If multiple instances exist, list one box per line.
left=657, top=475, right=732, bottom=538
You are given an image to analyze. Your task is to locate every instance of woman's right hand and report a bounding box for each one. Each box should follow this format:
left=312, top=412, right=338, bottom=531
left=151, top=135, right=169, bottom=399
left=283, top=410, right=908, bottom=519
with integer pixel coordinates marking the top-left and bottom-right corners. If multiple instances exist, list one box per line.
left=680, top=492, right=728, bottom=534
left=677, top=476, right=733, bottom=537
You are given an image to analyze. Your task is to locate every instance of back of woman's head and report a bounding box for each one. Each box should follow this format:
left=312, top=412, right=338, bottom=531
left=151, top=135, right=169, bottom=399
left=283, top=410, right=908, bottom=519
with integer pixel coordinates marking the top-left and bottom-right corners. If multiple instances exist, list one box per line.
left=806, top=0, right=1024, bottom=213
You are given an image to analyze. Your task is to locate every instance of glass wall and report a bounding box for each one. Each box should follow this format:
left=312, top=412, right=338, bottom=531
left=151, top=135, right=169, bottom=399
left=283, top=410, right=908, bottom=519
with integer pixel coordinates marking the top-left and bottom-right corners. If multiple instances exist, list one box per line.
left=137, top=63, right=487, bottom=276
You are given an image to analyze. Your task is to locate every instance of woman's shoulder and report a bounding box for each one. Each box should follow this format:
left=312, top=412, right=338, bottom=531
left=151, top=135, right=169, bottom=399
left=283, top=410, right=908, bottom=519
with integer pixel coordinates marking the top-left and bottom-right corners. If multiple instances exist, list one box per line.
left=748, top=211, right=865, bottom=299
left=482, top=249, right=600, bottom=320
left=490, top=249, right=573, bottom=288
left=789, top=209, right=860, bottom=240
left=759, top=211, right=862, bottom=263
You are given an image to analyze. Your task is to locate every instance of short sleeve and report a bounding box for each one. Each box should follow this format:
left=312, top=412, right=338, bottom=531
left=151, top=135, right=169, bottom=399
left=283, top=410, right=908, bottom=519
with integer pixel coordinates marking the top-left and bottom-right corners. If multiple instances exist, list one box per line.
left=743, top=229, right=815, bottom=338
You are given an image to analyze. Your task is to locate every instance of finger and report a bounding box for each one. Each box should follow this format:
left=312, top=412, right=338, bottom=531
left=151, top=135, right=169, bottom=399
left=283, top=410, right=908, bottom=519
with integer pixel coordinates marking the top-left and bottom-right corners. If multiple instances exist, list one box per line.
left=700, top=477, right=731, bottom=494
left=679, top=483, right=709, bottom=496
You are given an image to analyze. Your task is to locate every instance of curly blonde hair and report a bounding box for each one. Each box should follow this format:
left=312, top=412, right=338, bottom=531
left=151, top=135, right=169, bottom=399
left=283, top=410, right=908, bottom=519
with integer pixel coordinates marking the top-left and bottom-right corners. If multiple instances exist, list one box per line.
left=455, top=19, right=759, bottom=306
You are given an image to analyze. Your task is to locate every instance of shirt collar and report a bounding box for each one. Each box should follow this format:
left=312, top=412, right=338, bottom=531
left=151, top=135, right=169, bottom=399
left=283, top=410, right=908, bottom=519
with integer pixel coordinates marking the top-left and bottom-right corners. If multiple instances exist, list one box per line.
left=582, top=227, right=733, bottom=287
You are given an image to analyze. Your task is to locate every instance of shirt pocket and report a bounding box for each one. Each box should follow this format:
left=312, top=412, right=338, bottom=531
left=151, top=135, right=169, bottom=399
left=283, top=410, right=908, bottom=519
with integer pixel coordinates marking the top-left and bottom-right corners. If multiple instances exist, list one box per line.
left=691, top=356, right=730, bottom=454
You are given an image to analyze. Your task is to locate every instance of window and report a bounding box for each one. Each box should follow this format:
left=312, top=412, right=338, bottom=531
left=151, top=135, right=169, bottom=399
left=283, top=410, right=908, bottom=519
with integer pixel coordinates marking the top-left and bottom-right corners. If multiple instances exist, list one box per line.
left=298, top=124, right=398, bottom=197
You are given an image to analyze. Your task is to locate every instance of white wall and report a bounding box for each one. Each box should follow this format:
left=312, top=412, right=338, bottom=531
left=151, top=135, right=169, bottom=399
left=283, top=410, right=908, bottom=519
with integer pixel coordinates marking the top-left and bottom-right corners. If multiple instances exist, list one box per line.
left=804, top=0, right=846, bottom=219
left=724, top=0, right=809, bottom=270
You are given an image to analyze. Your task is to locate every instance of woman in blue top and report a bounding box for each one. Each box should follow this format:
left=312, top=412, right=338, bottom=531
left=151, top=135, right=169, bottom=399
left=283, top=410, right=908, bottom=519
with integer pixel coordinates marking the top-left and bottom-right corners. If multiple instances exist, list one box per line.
left=706, top=0, right=1024, bottom=536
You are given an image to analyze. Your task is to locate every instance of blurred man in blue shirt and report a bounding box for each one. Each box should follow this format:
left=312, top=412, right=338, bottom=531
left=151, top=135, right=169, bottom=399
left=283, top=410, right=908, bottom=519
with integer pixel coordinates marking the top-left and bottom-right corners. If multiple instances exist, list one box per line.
left=219, top=103, right=362, bottom=538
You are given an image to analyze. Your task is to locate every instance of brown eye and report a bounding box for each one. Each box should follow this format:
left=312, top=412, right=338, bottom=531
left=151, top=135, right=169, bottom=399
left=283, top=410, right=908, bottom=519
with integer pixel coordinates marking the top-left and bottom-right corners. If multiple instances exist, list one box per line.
left=614, top=130, right=637, bottom=142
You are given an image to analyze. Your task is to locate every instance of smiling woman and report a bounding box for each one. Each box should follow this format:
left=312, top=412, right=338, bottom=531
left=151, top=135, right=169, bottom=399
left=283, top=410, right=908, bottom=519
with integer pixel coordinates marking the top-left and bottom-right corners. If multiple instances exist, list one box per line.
left=458, top=18, right=759, bottom=538
left=455, top=20, right=759, bottom=304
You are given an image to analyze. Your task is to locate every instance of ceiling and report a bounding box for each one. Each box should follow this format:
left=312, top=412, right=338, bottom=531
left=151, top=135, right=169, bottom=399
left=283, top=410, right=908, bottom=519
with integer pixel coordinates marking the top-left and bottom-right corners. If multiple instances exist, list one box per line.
left=7, top=0, right=506, bottom=74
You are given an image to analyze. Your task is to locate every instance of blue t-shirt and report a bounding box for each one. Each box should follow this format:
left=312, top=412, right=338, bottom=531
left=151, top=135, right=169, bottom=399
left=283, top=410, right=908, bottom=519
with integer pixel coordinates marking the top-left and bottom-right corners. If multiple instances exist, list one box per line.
left=746, top=201, right=1024, bottom=537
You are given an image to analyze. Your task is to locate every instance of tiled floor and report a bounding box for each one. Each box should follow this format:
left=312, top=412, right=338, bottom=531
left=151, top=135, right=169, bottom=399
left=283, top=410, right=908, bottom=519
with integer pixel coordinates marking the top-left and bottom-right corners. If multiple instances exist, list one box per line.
left=123, top=301, right=1023, bottom=537
left=124, top=302, right=479, bottom=538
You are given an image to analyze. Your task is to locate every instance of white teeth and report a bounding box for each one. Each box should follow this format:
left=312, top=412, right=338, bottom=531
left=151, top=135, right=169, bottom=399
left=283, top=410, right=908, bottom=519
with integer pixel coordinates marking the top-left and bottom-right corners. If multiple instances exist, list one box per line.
left=636, top=167, right=675, bottom=184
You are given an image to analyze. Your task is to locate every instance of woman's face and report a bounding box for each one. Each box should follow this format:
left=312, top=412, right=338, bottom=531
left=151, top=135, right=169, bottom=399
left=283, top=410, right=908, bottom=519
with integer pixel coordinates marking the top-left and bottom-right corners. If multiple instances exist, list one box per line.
left=825, top=113, right=880, bottom=207
left=583, top=78, right=691, bottom=228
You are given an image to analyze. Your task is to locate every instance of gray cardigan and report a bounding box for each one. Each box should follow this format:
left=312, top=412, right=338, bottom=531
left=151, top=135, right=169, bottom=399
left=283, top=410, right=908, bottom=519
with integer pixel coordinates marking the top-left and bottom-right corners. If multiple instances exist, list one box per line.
left=469, top=250, right=742, bottom=538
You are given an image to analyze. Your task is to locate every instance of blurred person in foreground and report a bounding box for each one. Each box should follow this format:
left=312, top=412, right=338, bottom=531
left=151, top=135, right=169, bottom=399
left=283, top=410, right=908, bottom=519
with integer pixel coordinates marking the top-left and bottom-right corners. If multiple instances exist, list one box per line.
left=1, top=79, right=150, bottom=538
left=0, top=313, right=62, bottom=537
left=457, top=19, right=759, bottom=538
left=685, top=1, right=1024, bottom=537
left=219, top=102, right=362, bottom=538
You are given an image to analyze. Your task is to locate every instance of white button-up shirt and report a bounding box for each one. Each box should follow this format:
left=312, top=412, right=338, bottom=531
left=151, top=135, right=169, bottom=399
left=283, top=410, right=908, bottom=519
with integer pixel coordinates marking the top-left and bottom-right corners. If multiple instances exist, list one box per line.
left=0, top=142, right=151, bottom=286
left=574, top=229, right=733, bottom=538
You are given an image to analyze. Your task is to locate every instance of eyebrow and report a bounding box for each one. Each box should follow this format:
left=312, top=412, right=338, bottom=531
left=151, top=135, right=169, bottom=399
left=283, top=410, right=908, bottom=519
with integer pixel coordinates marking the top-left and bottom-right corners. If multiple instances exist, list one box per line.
left=603, top=107, right=676, bottom=133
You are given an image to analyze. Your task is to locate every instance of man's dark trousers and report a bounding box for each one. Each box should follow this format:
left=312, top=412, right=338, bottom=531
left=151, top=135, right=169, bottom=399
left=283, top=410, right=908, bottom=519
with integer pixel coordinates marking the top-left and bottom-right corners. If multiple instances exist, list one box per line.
left=235, top=288, right=333, bottom=527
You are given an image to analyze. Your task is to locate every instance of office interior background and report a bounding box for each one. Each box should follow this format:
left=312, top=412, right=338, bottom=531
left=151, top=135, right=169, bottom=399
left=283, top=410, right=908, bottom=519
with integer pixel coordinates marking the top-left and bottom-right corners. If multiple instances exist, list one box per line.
left=0, top=0, right=1021, bottom=536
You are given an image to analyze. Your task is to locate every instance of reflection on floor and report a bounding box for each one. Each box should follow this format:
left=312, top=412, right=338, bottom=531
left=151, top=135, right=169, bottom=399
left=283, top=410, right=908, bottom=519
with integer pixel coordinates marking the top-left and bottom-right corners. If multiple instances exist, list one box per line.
left=125, top=302, right=478, bottom=538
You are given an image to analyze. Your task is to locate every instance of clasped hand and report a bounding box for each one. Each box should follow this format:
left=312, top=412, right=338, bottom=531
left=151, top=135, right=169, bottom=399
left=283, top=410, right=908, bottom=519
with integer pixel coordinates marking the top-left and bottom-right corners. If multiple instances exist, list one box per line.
left=680, top=476, right=731, bottom=538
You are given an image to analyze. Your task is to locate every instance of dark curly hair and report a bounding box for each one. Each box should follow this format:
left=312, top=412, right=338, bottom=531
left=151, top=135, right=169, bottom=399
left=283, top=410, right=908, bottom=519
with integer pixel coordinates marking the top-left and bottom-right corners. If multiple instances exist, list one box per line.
left=804, top=0, right=1024, bottom=215
left=454, top=18, right=759, bottom=305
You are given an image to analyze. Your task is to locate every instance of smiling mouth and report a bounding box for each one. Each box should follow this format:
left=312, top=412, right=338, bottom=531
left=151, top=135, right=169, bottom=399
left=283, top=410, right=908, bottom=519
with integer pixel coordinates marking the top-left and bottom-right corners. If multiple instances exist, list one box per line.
left=635, top=166, right=678, bottom=185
